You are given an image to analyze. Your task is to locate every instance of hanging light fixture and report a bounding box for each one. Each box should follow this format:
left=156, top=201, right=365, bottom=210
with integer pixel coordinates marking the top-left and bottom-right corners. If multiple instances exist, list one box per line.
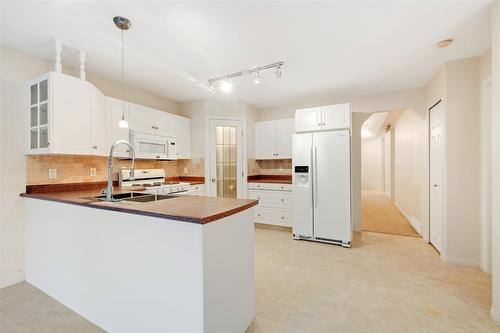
left=114, top=16, right=131, bottom=129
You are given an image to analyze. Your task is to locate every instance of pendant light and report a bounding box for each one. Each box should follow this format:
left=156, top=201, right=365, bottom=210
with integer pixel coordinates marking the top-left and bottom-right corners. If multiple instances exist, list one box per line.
left=114, top=16, right=131, bottom=129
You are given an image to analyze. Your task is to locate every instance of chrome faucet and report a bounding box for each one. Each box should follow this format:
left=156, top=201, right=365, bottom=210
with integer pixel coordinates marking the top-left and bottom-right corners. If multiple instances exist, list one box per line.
left=104, top=140, right=135, bottom=202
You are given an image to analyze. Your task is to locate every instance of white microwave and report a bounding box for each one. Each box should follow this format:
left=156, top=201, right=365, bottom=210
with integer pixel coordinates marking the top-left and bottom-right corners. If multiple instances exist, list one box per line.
left=130, top=131, right=177, bottom=160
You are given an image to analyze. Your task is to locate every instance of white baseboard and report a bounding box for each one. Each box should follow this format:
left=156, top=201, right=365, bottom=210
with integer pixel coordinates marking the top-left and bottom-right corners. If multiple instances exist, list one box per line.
left=491, top=305, right=500, bottom=324
left=394, top=202, right=422, bottom=236
left=440, top=253, right=480, bottom=267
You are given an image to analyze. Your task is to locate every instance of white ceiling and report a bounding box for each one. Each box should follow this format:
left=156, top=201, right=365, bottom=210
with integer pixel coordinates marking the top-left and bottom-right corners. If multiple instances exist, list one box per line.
left=0, top=1, right=492, bottom=109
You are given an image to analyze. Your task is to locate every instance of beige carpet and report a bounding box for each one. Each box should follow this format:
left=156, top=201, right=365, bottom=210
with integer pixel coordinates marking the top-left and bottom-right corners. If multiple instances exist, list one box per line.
left=362, top=190, right=419, bottom=237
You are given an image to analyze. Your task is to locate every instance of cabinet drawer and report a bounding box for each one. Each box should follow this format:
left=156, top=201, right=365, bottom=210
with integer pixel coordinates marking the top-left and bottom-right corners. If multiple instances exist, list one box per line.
left=255, top=208, right=291, bottom=226
left=249, top=190, right=292, bottom=208
left=248, top=182, right=292, bottom=191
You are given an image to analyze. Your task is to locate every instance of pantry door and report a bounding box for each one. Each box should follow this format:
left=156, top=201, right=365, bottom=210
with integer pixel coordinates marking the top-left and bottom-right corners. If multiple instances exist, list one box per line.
left=208, top=119, right=244, bottom=198
left=429, top=101, right=444, bottom=253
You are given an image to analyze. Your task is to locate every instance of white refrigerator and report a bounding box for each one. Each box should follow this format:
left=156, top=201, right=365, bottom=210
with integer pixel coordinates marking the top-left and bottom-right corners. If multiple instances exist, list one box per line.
left=292, top=130, right=351, bottom=247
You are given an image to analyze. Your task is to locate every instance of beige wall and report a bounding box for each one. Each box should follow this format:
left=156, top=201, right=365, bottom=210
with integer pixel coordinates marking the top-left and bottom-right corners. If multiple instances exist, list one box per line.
left=361, top=136, right=384, bottom=191
left=480, top=48, right=492, bottom=82
left=491, top=0, right=500, bottom=323
left=0, top=44, right=179, bottom=288
left=393, top=109, right=428, bottom=236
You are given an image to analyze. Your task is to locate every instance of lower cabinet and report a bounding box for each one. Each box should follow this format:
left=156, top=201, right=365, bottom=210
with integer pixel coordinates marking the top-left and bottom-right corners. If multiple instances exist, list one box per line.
left=248, top=182, right=292, bottom=227
left=189, top=184, right=205, bottom=196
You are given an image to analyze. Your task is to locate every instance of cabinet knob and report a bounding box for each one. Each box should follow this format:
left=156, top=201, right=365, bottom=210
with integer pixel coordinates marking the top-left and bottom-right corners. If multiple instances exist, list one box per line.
left=152, top=126, right=155, bottom=129
left=92, top=145, right=98, bottom=150
left=257, top=214, right=261, bottom=217
left=45, top=142, right=50, bottom=146
left=281, top=198, right=284, bottom=202
left=257, top=197, right=261, bottom=200
left=281, top=216, right=284, bottom=219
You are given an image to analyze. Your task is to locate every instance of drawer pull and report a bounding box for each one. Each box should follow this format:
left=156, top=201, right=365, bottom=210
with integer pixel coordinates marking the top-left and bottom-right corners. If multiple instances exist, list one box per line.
left=281, top=198, right=284, bottom=202
left=281, top=216, right=284, bottom=219
left=257, top=214, right=261, bottom=217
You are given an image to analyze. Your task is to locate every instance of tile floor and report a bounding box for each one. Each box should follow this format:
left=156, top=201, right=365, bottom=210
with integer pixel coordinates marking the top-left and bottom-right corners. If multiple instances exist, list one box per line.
left=1, top=228, right=497, bottom=333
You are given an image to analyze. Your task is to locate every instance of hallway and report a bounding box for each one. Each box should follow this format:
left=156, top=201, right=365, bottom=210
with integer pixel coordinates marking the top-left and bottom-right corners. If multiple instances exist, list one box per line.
left=362, top=190, right=419, bottom=237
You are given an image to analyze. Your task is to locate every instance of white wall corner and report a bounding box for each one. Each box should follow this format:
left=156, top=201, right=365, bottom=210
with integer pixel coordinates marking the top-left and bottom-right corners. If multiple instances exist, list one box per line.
left=394, top=201, right=422, bottom=236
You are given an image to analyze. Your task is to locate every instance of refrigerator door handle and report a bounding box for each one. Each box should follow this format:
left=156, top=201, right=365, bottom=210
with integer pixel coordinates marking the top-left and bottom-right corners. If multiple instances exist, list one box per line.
left=310, top=145, right=314, bottom=208
left=314, top=146, right=318, bottom=208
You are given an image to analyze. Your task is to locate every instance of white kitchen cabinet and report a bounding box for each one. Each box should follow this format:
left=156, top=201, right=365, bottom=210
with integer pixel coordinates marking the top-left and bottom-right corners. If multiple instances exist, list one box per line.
left=155, top=111, right=174, bottom=137
left=90, top=86, right=107, bottom=156
left=295, top=103, right=350, bottom=132
left=27, top=71, right=92, bottom=155
left=295, top=107, right=321, bottom=132
left=106, top=96, right=131, bottom=158
left=248, top=182, right=292, bottom=227
left=276, top=119, right=294, bottom=158
left=131, top=104, right=174, bottom=137
left=254, top=118, right=294, bottom=159
left=255, top=121, right=276, bottom=159
left=173, top=115, right=191, bottom=159
left=321, top=103, right=351, bottom=130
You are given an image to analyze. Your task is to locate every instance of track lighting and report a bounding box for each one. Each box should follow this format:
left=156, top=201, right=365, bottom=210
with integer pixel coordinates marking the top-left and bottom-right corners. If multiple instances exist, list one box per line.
left=254, top=72, right=261, bottom=85
left=208, top=61, right=283, bottom=94
left=275, top=64, right=282, bottom=78
left=220, top=80, right=233, bottom=93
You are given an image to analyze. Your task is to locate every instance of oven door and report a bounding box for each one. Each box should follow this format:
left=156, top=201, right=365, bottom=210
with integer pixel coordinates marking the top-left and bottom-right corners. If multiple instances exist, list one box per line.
left=131, top=131, right=169, bottom=160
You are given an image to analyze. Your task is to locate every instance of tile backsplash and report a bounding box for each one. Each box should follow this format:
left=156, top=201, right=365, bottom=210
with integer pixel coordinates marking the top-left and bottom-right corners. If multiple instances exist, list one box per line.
left=26, top=155, right=204, bottom=185
left=26, top=155, right=288, bottom=185
left=248, top=158, right=292, bottom=176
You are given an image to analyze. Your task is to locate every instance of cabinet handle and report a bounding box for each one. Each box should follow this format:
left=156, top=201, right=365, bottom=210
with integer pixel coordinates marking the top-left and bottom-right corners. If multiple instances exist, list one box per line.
left=281, top=216, right=284, bottom=220
left=257, top=214, right=261, bottom=217
left=281, top=198, right=284, bottom=202
left=151, top=126, right=155, bottom=129
left=156, top=155, right=160, bottom=159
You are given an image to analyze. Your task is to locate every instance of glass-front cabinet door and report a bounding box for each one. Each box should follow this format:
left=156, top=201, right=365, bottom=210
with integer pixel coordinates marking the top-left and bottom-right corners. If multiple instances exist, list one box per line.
left=28, top=76, right=50, bottom=152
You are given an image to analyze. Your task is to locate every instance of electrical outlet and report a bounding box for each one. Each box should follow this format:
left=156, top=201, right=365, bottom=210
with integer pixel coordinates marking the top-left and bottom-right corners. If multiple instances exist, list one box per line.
left=183, top=167, right=188, bottom=175
left=48, top=168, right=57, bottom=179
left=90, top=168, right=97, bottom=177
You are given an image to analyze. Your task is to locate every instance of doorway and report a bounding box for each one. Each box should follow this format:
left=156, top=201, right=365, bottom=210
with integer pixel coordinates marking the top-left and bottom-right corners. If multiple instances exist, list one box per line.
left=208, top=118, right=245, bottom=198
left=429, top=101, right=444, bottom=253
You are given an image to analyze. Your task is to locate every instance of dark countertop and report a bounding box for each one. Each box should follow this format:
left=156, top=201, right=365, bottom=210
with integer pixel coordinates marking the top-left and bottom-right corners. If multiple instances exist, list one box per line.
left=247, top=175, right=292, bottom=184
left=21, top=188, right=257, bottom=225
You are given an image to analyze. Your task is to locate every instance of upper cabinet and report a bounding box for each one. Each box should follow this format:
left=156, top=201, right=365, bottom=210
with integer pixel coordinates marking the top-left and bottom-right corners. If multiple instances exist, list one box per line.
left=27, top=72, right=92, bottom=155
left=90, top=87, right=107, bottom=156
left=26, top=72, right=190, bottom=160
left=295, top=103, right=350, bottom=132
left=172, top=115, right=191, bottom=159
left=105, top=96, right=131, bottom=158
left=255, top=118, right=294, bottom=159
left=131, top=104, right=174, bottom=137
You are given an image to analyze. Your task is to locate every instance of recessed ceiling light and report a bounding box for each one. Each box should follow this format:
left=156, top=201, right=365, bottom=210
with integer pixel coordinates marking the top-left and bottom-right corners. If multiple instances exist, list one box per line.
left=437, top=38, right=454, bottom=48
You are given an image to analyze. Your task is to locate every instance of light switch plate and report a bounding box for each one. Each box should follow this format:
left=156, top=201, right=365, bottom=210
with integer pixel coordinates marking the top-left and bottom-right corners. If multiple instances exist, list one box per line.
left=90, top=168, right=97, bottom=177
left=48, top=168, right=57, bottom=179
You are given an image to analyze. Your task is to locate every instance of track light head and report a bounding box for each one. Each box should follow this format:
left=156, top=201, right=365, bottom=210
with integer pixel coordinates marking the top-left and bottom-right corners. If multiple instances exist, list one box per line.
left=254, top=72, right=261, bottom=85
left=220, top=80, right=233, bottom=93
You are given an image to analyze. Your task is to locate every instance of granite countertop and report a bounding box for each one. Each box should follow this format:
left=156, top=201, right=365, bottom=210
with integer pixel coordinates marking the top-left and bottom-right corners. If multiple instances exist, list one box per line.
left=247, top=175, right=292, bottom=184
left=21, top=187, right=257, bottom=224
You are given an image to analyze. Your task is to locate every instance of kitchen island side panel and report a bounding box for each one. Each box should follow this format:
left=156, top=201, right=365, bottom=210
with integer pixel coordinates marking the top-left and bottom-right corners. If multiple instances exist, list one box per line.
left=202, top=208, right=256, bottom=333
left=24, top=199, right=205, bottom=333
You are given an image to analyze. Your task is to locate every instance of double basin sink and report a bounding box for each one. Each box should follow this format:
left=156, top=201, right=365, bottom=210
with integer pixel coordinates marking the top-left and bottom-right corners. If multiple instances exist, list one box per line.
left=94, top=192, right=179, bottom=203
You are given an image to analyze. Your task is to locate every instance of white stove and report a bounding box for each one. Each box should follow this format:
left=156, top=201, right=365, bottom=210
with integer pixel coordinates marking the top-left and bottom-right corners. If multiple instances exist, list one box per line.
left=119, top=169, right=190, bottom=195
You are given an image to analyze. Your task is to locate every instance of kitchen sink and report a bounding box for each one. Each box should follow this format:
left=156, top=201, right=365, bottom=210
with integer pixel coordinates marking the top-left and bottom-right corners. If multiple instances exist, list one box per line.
left=94, top=192, right=179, bottom=203
left=123, top=194, right=179, bottom=202
left=94, top=192, right=150, bottom=201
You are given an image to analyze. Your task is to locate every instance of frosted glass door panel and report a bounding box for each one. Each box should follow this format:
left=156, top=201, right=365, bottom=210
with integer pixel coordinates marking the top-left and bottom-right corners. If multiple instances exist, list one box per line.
left=216, top=126, right=237, bottom=198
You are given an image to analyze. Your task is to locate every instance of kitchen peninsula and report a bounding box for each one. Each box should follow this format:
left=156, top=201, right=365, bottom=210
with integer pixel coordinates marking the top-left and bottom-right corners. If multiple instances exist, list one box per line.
left=21, top=188, right=257, bottom=333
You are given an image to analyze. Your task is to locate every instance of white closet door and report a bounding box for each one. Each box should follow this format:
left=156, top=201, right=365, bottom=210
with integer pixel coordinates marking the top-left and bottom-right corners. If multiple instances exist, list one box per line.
left=313, top=130, right=351, bottom=243
left=430, top=103, right=443, bottom=253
